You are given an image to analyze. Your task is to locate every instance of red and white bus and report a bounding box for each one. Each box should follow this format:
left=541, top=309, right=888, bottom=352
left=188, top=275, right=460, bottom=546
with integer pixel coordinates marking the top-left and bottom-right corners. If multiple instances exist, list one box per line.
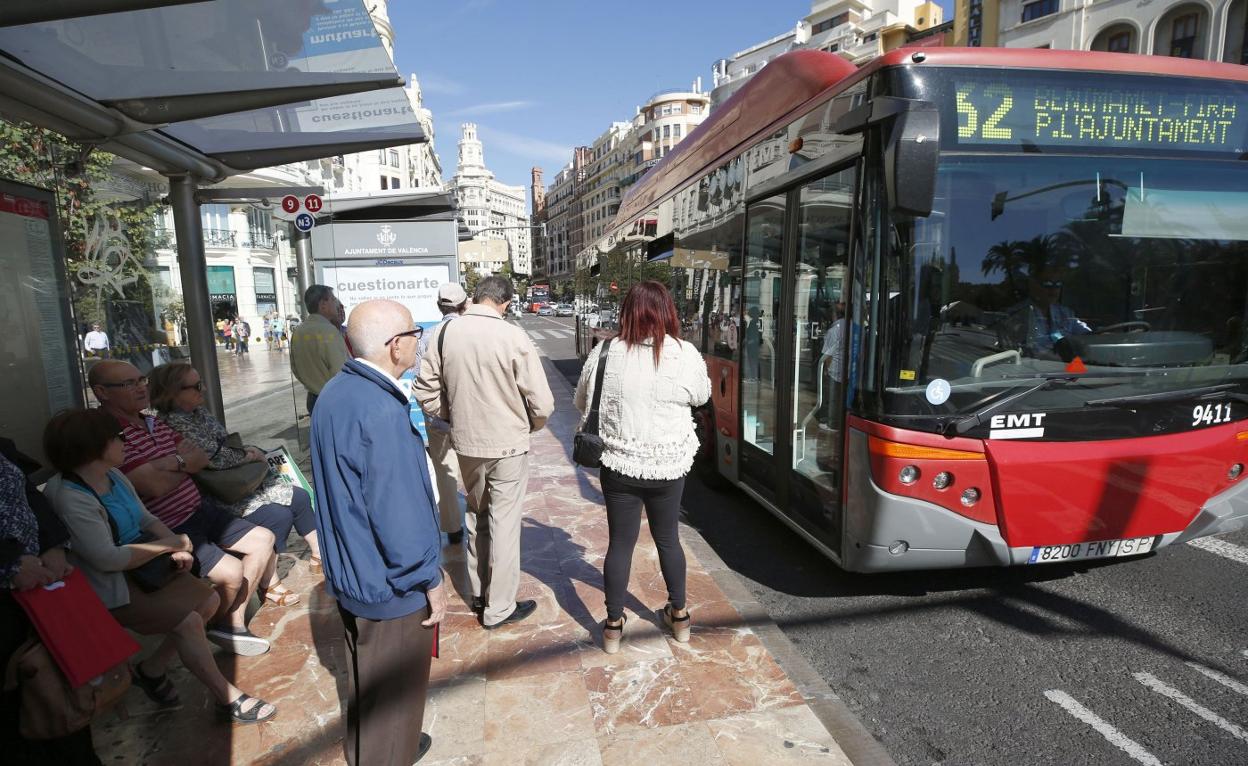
left=578, top=48, right=1248, bottom=571
left=529, top=283, right=551, bottom=313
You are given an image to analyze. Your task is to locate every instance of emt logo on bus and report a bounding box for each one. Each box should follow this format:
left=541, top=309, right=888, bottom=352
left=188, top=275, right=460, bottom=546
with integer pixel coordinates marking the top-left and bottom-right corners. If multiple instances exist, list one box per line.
left=988, top=412, right=1047, bottom=440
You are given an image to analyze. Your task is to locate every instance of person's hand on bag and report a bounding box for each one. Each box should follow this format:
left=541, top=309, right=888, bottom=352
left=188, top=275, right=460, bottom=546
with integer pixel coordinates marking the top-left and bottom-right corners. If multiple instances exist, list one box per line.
left=10, top=554, right=57, bottom=590
left=244, top=446, right=267, bottom=463
left=171, top=551, right=194, bottom=571
left=39, top=546, right=73, bottom=580
left=422, top=579, right=446, bottom=627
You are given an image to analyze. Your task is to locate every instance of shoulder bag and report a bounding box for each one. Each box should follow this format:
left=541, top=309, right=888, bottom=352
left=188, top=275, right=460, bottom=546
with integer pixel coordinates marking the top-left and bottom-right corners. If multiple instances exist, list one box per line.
left=66, top=474, right=177, bottom=593
left=573, top=338, right=613, bottom=469
left=191, top=460, right=269, bottom=504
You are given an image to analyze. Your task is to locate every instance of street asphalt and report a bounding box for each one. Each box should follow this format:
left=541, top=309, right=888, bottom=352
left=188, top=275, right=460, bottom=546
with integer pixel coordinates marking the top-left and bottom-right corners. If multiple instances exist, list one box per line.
left=519, top=313, right=1248, bottom=766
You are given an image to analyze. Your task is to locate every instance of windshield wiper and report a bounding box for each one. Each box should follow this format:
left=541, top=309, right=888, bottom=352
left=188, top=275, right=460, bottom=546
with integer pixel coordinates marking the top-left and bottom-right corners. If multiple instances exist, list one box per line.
left=1084, top=383, right=1248, bottom=409
left=941, top=376, right=1081, bottom=437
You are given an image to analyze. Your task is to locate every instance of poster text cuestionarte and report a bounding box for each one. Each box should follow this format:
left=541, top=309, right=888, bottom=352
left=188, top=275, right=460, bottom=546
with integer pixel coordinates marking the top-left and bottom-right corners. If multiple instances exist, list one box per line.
left=334, top=277, right=441, bottom=292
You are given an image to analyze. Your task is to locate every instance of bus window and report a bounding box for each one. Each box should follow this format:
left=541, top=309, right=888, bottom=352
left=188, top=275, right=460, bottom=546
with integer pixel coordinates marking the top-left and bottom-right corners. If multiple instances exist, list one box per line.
left=742, top=195, right=786, bottom=475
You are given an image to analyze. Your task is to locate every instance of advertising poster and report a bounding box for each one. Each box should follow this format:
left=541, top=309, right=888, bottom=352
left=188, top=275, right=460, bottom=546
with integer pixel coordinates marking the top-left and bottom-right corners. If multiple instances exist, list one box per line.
left=265, top=446, right=315, bottom=509
left=320, top=263, right=451, bottom=327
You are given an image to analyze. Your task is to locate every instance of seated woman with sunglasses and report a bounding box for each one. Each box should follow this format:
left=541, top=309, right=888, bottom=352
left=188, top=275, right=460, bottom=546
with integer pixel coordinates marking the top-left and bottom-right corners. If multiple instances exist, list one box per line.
left=41, top=409, right=277, bottom=724
left=148, top=363, right=320, bottom=605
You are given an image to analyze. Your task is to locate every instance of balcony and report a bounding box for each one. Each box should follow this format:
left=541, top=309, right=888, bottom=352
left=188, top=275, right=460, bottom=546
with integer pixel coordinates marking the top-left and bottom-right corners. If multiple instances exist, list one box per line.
left=204, top=228, right=237, bottom=248
left=243, top=230, right=276, bottom=250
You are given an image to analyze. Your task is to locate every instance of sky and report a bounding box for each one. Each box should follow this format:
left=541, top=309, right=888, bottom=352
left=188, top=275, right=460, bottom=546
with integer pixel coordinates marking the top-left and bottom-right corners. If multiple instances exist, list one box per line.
left=393, top=0, right=953, bottom=200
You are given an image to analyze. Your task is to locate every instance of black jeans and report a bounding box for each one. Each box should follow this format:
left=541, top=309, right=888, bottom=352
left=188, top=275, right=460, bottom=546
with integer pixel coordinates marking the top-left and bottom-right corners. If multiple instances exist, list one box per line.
left=601, top=467, right=687, bottom=622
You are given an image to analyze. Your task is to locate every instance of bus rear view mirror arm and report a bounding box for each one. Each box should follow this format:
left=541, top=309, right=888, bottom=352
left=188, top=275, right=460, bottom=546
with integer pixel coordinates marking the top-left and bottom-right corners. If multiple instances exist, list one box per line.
left=833, top=96, right=940, bottom=218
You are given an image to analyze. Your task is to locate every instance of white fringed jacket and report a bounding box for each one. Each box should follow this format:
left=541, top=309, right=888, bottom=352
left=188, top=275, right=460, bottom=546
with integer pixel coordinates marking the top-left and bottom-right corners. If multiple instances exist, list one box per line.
left=574, top=335, right=712, bottom=481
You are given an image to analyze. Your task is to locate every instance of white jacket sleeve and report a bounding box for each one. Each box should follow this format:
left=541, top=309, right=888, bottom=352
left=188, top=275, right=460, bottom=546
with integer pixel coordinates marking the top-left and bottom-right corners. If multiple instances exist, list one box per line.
left=680, top=341, right=712, bottom=408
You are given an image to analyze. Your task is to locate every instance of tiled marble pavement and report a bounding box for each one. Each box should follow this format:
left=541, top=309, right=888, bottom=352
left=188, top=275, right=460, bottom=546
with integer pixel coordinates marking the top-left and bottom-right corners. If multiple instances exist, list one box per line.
left=94, top=362, right=854, bottom=766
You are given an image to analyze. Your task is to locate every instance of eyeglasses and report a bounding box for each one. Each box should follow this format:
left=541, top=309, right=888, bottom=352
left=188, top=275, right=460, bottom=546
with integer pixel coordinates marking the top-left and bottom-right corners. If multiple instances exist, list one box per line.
left=385, top=328, right=423, bottom=345
left=112, top=431, right=125, bottom=442
left=1041, top=280, right=1063, bottom=289
left=98, top=376, right=148, bottom=389
left=181, top=381, right=205, bottom=392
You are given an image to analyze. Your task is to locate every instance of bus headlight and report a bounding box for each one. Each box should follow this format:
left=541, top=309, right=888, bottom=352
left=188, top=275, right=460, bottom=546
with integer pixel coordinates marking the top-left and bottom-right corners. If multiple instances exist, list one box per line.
left=933, top=471, right=953, bottom=490
left=961, top=488, right=981, bottom=506
left=899, top=465, right=920, bottom=485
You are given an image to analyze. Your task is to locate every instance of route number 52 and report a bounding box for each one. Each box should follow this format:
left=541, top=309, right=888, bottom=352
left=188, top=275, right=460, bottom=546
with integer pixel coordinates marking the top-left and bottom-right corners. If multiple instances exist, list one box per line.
left=1193, top=403, right=1232, bottom=427
left=956, top=85, right=1015, bottom=140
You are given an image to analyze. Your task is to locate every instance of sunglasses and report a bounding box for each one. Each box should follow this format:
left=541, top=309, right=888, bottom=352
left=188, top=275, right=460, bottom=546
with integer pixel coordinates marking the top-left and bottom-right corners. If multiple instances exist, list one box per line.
left=181, top=381, right=205, bottom=392
left=99, top=376, right=148, bottom=389
left=386, top=328, right=423, bottom=345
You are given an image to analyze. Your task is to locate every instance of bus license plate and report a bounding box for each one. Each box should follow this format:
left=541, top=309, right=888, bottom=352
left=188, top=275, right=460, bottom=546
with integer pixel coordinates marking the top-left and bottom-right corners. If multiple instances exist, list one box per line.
left=1027, top=536, right=1155, bottom=564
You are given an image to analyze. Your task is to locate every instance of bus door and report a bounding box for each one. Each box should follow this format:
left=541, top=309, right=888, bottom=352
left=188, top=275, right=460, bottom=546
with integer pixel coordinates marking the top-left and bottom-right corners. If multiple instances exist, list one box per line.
left=740, top=169, right=854, bottom=538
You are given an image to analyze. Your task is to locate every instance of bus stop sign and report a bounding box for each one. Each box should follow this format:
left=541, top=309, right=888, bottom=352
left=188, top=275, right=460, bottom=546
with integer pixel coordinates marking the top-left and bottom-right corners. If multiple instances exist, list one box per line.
left=304, top=194, right=323, bottom=213
left=294, top=213, right=315, bottom=232
left=281, top=195, right=300, bottom=214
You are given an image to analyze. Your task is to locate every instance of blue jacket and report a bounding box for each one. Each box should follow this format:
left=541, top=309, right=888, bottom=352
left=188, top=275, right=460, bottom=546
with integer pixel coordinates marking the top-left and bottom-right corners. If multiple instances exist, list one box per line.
left=310, top=359, right=442, bottom=620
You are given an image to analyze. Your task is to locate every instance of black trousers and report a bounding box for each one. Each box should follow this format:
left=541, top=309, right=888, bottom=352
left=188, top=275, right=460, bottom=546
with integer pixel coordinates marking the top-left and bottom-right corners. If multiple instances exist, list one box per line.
left=338, top=603, right=434, bottom=766
left=601, top=467, right=687, bottom=622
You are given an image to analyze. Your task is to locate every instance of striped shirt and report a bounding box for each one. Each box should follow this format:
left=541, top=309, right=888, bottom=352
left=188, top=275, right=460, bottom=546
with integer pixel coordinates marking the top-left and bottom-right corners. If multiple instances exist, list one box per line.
left=118, top=413, right=201, bottom=529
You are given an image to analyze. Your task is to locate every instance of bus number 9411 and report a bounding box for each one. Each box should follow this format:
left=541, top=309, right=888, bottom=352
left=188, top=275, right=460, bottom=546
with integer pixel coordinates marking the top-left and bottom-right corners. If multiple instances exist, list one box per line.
left=1193, top=403, right=1232, bottom=427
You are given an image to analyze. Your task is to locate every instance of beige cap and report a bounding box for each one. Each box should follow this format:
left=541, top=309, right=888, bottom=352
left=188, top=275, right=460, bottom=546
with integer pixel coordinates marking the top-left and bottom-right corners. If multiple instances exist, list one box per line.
left=437, top=282, right=467, bottom=306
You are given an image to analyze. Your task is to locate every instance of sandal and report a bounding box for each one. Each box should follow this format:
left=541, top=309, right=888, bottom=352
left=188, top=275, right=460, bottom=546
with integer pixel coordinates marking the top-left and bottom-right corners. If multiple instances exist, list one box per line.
left=131, top=663, right=180, bottom=707
left=308, top=557, right=322, bottom=574
left=262, top=584, right=301, bottom=607
left=218, top=692, right=277, bottom=725
left=602, top=615, right=626, bottom=655
left=662, top=604, right=691, bottom=643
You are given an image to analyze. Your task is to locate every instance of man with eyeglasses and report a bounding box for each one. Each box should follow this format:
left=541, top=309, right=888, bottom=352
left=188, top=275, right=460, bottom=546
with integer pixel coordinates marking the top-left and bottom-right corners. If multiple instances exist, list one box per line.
left=309, top=299, right=445, bottom=766
left=290, top=285, right=350, bottom=415
left=88, top=360, right=277, bottom=656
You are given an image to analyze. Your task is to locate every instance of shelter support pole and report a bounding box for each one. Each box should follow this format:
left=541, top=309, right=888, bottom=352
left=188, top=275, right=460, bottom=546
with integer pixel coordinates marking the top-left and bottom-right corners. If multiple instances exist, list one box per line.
left=293, top=225, right=313, bottom=319
left=168, top=174, right=226, bottom=422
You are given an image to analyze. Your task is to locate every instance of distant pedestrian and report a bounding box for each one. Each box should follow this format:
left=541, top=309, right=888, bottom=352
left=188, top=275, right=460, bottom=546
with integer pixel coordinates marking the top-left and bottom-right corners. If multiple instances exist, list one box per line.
left=83, top=322, right=110, bottom=358
left=290, top=285, right=349, bottom=415
left=574, top=281, right=710, bottom=653
left=415, top=282, right=468, bottom=545
left=311, top=299, right=445, bottom=766
left=234, top=318, right=250, bottom=355
left=271, top=314, right=285, bottom=351
left=416, top=276, right=554, bottom=629
left=262, top=314, right=273, bottom=351
left=222, top=319, right=234, bottom=351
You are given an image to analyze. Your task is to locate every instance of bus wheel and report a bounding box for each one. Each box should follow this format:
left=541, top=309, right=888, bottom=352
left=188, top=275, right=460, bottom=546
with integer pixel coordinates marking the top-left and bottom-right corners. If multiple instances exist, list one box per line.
left=693, top=405, right=731, bottom=491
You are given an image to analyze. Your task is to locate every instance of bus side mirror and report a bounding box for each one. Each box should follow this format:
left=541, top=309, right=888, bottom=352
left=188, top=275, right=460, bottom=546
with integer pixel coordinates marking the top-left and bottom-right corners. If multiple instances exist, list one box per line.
left=884, top=105, right=939, bottom=218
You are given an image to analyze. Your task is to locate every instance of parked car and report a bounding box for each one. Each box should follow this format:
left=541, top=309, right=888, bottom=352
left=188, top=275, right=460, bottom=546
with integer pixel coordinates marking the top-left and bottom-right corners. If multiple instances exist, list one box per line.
left=538, top=305, right=555, bottom=316
left=555, top=303, right=574, bottom=317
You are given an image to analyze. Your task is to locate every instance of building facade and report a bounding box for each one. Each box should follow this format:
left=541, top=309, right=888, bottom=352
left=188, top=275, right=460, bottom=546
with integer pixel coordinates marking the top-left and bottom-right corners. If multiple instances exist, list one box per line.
left=446, top=123, right=533, bottom=276
left=954, top=0, right=1247, bottom=63
left=711, top=0, right=948, bottom=109
left=529, top=167, right=548, bottom=280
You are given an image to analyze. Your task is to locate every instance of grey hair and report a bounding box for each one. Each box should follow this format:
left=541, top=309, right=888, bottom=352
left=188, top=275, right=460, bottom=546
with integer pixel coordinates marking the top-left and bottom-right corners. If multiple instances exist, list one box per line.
left=473, top=275, right=513, bottom=305
left=304, top=284, right=335, bottom=314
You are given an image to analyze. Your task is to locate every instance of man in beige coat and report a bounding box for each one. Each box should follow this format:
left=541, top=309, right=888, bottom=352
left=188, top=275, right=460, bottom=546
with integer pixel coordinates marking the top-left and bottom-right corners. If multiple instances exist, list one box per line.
left=415, top=276, right=554, bottom=629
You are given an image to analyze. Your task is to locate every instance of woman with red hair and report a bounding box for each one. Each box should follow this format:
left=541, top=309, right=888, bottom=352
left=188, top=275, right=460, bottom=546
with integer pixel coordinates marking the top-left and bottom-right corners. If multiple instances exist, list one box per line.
left=574, top=281, right=711, bottom=653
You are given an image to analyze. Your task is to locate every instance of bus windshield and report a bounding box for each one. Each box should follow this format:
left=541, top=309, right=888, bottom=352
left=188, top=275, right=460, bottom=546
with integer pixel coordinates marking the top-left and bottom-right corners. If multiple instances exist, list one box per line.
left=877, top=153, right=1248, bottom=437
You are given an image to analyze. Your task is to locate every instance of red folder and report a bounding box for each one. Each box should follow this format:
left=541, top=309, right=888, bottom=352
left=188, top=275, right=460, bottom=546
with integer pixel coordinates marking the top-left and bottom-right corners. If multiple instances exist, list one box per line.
left=12, top=569, right=140, bottom=688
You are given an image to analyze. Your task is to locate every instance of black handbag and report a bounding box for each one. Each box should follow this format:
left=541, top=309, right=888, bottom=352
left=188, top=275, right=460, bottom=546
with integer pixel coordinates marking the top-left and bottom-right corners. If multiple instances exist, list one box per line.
left=573, top=339, right=613, bottom=469
left=66, top=474, right=176, bottom=593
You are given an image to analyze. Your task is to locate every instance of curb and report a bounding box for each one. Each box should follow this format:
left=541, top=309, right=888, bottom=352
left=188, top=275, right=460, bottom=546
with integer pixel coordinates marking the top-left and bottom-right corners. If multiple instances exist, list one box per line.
left=536, top=348, right=896, bottom=766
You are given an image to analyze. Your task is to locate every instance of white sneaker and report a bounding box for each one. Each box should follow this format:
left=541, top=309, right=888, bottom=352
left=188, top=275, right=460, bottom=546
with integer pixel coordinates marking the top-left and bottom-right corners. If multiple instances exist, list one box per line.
left=207, top=628, right=271, bottom=657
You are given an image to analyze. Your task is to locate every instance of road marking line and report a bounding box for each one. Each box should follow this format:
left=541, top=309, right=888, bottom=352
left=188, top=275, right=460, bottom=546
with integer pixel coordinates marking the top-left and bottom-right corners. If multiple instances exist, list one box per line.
left=1043, top=690, right=1163, bottom=766
left=1134, top=672, right=1248, bottom=743
left=1186, top=662, right=1248, bottom=697
left=527, top=330, right=546, bottom=340
left=1186, top=536, right=1248, bottom=565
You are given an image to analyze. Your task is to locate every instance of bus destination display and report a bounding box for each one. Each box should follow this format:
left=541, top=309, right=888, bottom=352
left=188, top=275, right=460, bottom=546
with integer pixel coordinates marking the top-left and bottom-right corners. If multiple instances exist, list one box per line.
left=953, top=78, right=1246, bottom=153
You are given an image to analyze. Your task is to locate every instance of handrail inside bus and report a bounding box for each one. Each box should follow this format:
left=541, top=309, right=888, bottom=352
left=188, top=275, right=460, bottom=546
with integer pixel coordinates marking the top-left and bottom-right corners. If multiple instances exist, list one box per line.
left=971, top=350, right=1022, bottom=377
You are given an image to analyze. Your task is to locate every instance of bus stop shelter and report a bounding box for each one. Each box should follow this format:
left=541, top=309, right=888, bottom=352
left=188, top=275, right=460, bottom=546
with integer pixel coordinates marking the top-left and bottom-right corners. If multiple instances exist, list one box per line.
left=0, top=0, right=429, bottom=424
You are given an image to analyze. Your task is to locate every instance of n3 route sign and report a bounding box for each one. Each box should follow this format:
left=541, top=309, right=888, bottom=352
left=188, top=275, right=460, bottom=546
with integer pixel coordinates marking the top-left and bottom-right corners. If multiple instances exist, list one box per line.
left=294, top=213, right=315, bottom=232
left=282, top=194, right=323, bottom=230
